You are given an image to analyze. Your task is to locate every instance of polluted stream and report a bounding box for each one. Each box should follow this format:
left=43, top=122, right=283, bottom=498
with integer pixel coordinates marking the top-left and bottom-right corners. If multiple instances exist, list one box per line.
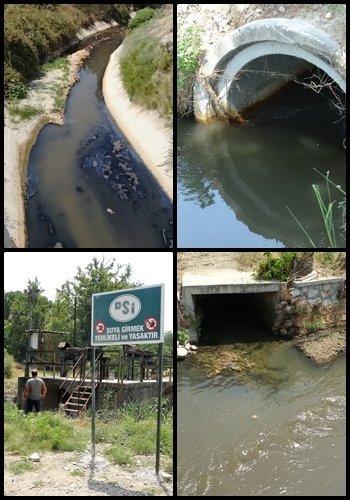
left=178, top=295, right=346, bottom=496
left=177, top=81, right=346, bottom=248
left=26, top=27, right=172, bottom=248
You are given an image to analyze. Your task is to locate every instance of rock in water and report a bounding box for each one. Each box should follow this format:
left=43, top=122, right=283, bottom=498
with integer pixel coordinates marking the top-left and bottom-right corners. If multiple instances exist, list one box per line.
left=53, top=242, right=64, bottom=248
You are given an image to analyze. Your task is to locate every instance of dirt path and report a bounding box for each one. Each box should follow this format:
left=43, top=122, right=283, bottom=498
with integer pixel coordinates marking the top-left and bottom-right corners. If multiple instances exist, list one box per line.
left=5, top=447, right=172, bottom=496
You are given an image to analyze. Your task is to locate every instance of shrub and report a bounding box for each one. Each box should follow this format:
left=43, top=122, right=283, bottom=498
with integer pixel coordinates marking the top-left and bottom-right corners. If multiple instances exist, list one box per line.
left=128, top=7, right=155, bottom=30
left=255, top=252, right=297, bottom=281
left=177, top=329, right=189, bottom=346
left=177, top=25, right=203, bottom=116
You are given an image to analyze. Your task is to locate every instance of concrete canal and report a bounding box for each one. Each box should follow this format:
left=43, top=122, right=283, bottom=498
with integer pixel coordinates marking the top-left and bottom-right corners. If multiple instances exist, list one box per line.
left=26, top=27, right=172, bottom=248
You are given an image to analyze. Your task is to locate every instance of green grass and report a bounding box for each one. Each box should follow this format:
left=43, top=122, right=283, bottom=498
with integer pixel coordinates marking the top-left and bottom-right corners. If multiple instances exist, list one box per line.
left=286, top=169, right=346, bottom=248
left=4, top=402, right=90, bottom=455
left=8, top=460, right=38, bottom=475
left=5, top=396, right=172, bottom=470
left=96, top=398, right=172, bottom=466
left=305, top=318, right=325, bottom=333
left=120, top=13, right=172, bottom=121
left=41, top=57, right=70, bottom=76
left=8, top=103, right=44, bottom=120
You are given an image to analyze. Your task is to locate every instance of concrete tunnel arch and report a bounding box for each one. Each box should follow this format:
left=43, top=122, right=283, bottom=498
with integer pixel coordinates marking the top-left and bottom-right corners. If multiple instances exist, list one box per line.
left=194, top=18, right=346, bottom=123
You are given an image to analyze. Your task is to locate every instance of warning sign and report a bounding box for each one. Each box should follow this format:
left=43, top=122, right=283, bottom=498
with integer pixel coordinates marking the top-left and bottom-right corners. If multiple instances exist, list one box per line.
left=145, top=317, right=158, bottom=331
left=91, top=284, right=164, bottom=345
left=96, top=322, right=105, bottom=334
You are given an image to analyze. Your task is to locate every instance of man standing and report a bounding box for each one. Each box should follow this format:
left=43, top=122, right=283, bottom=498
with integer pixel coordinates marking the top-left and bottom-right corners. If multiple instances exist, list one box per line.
left=23, top=370, right=47, bottom=413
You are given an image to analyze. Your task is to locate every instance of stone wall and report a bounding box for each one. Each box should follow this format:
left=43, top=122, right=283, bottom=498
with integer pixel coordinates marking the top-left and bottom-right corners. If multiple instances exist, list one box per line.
left=273, top=278, right=346, bottom=337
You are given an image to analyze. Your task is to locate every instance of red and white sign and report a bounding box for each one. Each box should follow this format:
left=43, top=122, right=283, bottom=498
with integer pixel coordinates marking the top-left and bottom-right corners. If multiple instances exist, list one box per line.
left=145, top=317, right=158, bottom=331
left=96, top=321, right=106, bottom=334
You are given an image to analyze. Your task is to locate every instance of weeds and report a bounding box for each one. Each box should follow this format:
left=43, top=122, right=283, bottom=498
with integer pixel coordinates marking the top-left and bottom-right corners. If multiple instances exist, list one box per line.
left=120, top=19, right=172, bottom=121
left=177, top=25, right=203, bottom=117
left=177, top=329, right=189, bottom=346
left=286, top=169, right=346, bottom=248
left=4, top=402, right=89, bottom=454
left=8, top=103, right=43, bottom=120
left=128, top=7, right=156, bottom=30
left=40, top=57, right=70, bottom=76
left=255, top=252, right=297, bottom=281
left=9, top=460, right=38, bottom=475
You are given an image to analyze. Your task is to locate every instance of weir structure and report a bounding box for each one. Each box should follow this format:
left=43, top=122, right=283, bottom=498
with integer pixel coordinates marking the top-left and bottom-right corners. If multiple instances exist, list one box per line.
left=194, top=18, right=346, bottom=123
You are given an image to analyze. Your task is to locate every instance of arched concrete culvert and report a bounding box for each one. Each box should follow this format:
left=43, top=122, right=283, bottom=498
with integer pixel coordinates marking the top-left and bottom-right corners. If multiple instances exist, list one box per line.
left=194, top=18, right=346, bottom=123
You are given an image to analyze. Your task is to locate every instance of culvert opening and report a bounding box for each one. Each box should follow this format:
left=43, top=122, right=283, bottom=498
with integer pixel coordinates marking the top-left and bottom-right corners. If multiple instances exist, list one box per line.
left=194, top=292, right=279, bottom=345
left=232, top=60, right=346, bottom=136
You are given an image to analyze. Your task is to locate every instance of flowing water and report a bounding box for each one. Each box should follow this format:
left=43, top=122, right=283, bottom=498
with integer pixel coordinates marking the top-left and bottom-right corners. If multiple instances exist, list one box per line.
left=178, top=307, right=346, bottom=496
left=26, top=27, right=172, bottom=248
left=177, top=83, right=345, bottom=248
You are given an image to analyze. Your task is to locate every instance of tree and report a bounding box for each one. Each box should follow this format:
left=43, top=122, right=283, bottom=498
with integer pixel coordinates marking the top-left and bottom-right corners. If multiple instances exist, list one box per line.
left=4, top=278, right=48, bottom=362
left=58, top=257, right=139, bottom=347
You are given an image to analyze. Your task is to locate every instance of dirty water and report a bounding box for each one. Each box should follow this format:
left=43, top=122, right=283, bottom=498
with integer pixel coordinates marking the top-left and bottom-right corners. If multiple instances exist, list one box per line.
left=26, top=27, right=172, bottom=248
left=177, top=299, right=346, bottom=496
left=177, top=82, right=345, bottom=248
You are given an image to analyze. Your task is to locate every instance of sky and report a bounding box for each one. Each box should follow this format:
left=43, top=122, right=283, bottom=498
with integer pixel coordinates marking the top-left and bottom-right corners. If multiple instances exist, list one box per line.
left=4, top=252, right=173, bottom=332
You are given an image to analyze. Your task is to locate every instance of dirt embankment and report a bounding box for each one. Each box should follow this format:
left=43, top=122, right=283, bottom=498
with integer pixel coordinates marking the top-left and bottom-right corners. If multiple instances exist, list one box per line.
left=5, top=447, right=172, bottom=496
left=294, top=329, right=346, bottom=363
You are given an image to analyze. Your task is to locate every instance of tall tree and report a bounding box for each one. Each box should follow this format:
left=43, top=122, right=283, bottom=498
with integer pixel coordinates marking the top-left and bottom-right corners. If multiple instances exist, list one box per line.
left=4, top=278, right=48, bottom=362
left=57, top=257, right=138, bottom=347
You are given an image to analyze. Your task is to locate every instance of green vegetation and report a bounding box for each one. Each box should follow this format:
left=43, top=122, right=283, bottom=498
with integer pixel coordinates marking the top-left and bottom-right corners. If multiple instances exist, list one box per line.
left=255, top=252, right=297, bottom=281
left=4, top=350, right=14, bottom=379
left=8, top=103, right=44, bottom=121
left=9, top=460, right=38, bottom=475
left=305, top=318, right=325, bottom=333
left=177, top=25, right=203, bottom=116
left=120, top=10, right=172, bottom=121
left=286, top=168, right=346, bottom=248
left=96, top=397, right=172, bottom=468
left=128, top=7, right=156, bottom=29
left=4, top=258, right=136, bottom=362
left=177, top=329, right=189, bottom=346
left=5, top=402, right=90, bottom=454
left=40, top=57, right=70, bottom=76
left=5, top=397, right=172, bottom=470
left=4, top=4, right=130, bottom=99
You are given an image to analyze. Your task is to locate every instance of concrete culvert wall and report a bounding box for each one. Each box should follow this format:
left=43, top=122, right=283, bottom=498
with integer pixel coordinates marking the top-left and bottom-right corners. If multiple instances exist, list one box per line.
left=194, top=18, right=346, bottom=123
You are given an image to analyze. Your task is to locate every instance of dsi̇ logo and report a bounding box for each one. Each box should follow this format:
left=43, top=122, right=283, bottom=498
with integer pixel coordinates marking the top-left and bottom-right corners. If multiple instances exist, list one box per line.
left=109, top=294, right=141, bottom=322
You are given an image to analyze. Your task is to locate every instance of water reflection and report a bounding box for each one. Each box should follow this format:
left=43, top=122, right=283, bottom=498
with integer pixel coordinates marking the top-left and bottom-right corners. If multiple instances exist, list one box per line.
left=178, top=85, right=345, bottom=248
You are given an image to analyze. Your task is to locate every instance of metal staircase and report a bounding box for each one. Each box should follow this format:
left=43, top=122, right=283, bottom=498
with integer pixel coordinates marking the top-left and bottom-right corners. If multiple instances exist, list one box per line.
left=59, top=350, right=101, bottom=418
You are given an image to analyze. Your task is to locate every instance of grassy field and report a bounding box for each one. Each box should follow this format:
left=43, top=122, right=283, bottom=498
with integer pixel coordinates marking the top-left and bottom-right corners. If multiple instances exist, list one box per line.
left=4, top=396, right=172, bottom=473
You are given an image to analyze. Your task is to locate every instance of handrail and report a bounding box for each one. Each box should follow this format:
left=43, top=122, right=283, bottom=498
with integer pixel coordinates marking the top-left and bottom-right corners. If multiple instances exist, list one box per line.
left=59, top=352, right=85, bottom=399
left=64, top=351, right=102, bottom=417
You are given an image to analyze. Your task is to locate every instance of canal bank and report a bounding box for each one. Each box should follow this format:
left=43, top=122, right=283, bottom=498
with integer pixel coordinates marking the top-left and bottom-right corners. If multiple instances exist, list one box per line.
left=103, top=45, right=173, bottom=203
left=4, top=21, right=118, bottom=249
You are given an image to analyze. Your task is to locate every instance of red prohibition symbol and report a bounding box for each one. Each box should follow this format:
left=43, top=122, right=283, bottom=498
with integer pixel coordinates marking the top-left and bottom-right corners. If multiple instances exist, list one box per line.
left=145, top=317, right=158, bottom=331
left=96, top=321, right=105, bottom=334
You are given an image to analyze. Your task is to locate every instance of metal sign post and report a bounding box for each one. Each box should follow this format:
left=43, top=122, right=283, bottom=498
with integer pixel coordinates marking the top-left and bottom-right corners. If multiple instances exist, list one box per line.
left=155, top=341, right=164, bottom=475
left=90, top=284, right=165, bottom=474
left=91, top=345, right=96, bottom=464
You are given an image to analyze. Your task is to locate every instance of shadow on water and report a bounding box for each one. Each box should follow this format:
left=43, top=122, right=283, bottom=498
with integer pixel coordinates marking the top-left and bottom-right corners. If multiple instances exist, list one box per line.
left=177, top=81, right=345, bottom=248
left=26, top=27, right=172, bottom=248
